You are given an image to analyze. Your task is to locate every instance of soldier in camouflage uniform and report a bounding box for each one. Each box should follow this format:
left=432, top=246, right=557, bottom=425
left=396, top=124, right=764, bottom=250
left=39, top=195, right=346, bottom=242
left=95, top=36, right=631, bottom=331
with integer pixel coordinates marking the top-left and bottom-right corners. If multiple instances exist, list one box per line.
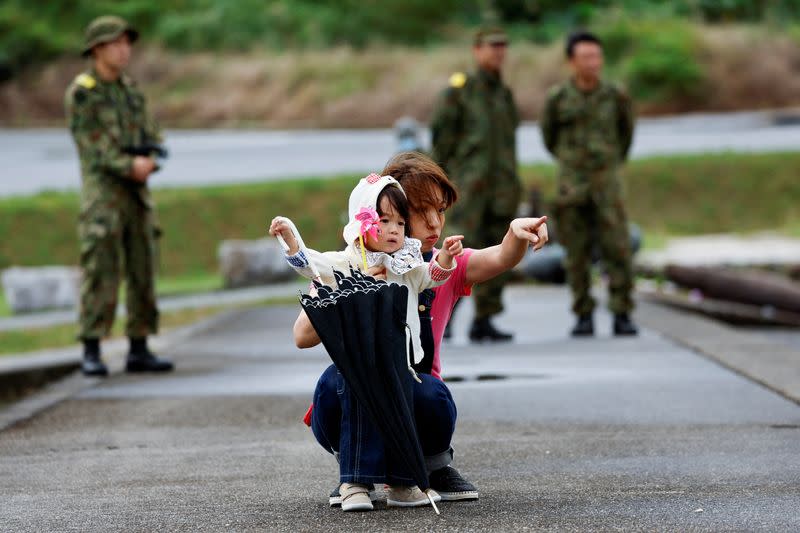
left=65, top=15, right=174, bottom=375
left=540, top=31, right=638, bottom=337
left=430, top=27, right=521, bottom=342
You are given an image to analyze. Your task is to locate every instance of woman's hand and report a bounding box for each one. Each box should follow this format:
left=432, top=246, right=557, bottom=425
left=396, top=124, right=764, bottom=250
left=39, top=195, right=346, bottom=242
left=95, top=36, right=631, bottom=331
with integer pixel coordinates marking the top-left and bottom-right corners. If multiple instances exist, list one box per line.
left=269, top=217, right=300, bottom=255
left=510, top=216, right=549, bottom=251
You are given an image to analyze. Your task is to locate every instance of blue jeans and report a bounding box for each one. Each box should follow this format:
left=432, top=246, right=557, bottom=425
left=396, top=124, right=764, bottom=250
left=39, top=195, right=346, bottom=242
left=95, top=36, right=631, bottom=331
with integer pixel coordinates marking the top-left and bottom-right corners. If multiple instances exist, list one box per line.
left=311, top=364, right=457, bottom=484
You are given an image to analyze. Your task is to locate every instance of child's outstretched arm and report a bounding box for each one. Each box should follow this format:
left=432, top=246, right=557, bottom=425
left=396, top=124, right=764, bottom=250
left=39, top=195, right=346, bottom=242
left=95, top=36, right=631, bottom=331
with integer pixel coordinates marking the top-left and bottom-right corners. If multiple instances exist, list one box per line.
left=269, top=216, right=342, bottom=283
left=269, top=217, right=300, bottom=255
left=410, top=235, right=464, bottom=291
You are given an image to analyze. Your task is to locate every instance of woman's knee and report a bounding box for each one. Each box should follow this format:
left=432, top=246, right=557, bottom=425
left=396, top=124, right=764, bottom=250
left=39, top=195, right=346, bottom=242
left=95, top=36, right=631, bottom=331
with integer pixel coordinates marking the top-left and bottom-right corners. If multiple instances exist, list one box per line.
left=415, top=376, right=457, bottom=426
left=314, top=364, right=340, bottom=400
left=311, top=365, right=342, bottom=453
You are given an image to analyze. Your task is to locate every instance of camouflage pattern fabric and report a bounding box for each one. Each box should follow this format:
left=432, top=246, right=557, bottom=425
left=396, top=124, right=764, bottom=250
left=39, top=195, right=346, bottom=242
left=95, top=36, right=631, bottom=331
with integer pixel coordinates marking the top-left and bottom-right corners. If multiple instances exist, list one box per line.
left=65, top=68, right=162, bottom=339
left=540, top=79, right=635, bottom=315
left=430, top=68, right=521, bottom=319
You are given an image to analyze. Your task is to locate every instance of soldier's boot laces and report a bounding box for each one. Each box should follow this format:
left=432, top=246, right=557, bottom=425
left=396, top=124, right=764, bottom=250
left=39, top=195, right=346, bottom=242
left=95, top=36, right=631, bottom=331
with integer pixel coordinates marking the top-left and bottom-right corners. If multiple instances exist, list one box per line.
left=126, top=337, right=174, bottom=373
left=81, top=338, right=108, bottom=377
left=469, top=318, right=513, bottom=343
left=571, top=314, right=594, bottom=337
left=613, top=313, right=638, bottom=336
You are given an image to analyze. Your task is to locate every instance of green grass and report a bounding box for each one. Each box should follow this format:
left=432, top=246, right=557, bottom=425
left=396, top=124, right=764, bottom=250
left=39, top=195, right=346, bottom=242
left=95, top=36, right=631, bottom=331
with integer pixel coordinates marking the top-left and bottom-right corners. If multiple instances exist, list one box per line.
left=2, top=151, right=799, bottom=288
left=520, top=151, right=800, bottom=238
left=0, top=174, right=356, bottom=280
left=0, top=292, right=9, bottom=317
left=156, top=271, right=222, bottom=297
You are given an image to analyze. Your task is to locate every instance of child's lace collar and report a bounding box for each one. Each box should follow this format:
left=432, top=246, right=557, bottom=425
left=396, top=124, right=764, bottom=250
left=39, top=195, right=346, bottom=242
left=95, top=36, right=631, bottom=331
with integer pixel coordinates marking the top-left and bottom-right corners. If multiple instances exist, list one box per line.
left=355, top=237, right=424, bottom=275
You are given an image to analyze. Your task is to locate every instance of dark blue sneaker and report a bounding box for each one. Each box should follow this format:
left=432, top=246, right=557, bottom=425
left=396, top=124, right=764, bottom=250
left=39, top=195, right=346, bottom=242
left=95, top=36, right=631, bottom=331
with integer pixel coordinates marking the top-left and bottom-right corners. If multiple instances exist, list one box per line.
left=429, top=466, right=479, bottom=501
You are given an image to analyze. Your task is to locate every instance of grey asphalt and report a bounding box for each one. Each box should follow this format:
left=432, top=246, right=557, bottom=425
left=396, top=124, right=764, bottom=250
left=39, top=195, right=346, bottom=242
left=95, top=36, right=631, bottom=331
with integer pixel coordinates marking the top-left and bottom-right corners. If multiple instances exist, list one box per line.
left=3, top=110, right=800, bottom=197
left=1, top=286, right=799, bottom=532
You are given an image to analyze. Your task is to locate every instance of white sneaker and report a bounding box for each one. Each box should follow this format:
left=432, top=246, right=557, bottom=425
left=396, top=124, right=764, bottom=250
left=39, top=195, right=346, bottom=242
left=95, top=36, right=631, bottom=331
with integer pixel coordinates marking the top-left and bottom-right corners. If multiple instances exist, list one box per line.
left=340, top=482, right=374, bottom=512
left=386, top=485, right=441, bottom=508
left=329, top=484, right=378, bottom=507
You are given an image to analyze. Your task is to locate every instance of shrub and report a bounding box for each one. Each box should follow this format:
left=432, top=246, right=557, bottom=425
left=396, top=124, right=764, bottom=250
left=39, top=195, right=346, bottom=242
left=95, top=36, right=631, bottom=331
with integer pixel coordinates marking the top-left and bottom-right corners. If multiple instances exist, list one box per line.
left=597, top=18, right=706, bottom=103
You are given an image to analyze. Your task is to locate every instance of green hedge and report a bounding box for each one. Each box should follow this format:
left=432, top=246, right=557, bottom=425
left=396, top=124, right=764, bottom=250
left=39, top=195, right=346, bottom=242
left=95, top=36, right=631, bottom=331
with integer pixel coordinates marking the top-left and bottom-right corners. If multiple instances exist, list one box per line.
left=4, top=0, right=800, bottom=81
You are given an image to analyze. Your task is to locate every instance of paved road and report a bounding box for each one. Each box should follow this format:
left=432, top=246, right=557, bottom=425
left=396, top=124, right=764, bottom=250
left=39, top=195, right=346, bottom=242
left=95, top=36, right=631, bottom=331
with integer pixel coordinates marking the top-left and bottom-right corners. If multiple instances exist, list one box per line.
left=2, top=286, right=798, bottom=531
left=2, top=110, right=800, bottom=197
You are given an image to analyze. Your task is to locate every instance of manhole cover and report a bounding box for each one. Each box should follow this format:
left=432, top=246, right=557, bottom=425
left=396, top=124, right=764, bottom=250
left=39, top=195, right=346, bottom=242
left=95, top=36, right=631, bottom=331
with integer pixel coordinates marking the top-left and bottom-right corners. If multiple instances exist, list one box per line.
left=443, top=373, right=549, bottom=383
left=476, top=374, right=507, bottom=381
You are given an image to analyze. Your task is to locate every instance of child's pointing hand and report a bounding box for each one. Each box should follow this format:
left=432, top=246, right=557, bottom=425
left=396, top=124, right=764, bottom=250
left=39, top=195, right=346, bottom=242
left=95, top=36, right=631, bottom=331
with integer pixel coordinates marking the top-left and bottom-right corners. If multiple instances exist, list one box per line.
left=442, top=235, right=464, bottom=258
left=435, top=235, right=464, bottom=270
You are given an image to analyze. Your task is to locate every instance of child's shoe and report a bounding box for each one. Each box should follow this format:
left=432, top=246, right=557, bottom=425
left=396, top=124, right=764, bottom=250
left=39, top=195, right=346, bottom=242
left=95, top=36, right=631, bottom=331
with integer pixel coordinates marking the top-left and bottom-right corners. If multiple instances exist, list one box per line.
left=386, top=485, right=441, bottom=507
left=329, top=483, right=378, bottom=507
left=340, top=482, right=374, bottom=512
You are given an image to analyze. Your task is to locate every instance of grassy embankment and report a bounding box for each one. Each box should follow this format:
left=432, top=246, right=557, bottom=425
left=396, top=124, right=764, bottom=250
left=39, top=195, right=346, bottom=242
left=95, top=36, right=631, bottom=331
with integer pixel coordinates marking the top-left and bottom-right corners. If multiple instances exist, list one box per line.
left=2, top=2, right=800, bottom=127
left=2, top=151, right=799, bottom=354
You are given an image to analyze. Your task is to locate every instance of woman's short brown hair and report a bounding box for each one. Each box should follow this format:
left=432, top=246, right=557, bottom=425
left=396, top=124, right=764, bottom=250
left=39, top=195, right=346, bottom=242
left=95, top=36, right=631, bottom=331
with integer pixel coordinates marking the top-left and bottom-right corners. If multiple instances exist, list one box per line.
left=382, top=152, right=458, bottom=220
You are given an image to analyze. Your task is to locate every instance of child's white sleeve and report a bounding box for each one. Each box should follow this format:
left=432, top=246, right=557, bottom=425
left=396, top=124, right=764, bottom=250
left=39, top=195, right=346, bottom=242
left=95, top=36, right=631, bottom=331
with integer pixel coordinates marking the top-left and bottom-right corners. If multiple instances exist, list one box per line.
left=408, top=252, right=457, bottom=291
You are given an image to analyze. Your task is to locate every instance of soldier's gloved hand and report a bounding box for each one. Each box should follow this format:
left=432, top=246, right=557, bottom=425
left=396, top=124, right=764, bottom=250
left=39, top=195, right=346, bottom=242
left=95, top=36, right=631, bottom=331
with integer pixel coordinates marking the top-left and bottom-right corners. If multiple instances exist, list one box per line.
left=131, top=156, right=156, bottom=183
left=510, top=216, right=549, bottom=251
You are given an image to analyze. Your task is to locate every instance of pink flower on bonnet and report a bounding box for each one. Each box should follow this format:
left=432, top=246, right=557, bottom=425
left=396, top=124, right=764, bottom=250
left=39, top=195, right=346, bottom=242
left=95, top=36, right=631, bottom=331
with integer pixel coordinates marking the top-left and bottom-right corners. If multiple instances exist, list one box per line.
left=355, top=207, right=380, bottom=240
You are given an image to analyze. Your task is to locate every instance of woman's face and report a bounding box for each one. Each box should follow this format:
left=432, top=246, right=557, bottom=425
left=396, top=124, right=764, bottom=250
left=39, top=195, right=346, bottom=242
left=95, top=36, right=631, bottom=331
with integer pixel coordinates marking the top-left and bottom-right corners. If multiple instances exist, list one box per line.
left=408, top=186, right=448, bottom=253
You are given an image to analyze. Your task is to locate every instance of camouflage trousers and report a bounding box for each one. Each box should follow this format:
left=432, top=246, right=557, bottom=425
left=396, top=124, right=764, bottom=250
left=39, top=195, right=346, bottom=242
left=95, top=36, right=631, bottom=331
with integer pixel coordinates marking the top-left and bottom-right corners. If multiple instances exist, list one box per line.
left=451, top=204, right=512, bottom=320
left=78, top=193, right=159, bottom=339
left=555, top=194, right=634, bottom=316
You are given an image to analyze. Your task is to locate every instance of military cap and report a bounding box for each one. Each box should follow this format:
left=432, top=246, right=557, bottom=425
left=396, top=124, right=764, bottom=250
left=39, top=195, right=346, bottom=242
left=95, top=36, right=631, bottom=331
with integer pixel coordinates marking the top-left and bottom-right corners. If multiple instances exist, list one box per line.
left=474, top=27, right=508, bottom=46
left=82, top=15, right=139, bottom=57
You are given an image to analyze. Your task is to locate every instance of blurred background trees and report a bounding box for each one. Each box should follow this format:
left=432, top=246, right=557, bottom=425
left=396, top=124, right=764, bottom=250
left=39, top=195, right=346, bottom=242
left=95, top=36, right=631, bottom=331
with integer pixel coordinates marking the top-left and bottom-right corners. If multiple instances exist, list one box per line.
left=2, top=0, right=799, bottom=126
left=4, top=0, right=800, bottom=81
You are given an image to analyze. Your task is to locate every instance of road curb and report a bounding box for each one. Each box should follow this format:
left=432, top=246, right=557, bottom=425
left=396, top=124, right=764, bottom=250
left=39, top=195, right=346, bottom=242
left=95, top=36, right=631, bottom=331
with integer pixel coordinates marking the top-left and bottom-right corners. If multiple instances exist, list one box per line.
left=638, top=299, right=800, bottom=405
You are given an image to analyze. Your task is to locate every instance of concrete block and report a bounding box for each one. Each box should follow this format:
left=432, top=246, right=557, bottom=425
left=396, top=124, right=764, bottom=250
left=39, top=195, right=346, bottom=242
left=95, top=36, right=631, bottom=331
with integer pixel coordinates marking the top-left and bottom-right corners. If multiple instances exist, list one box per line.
left=218, top=238, right=294, bottom=289
left=1, top=266, right=81, bottom=314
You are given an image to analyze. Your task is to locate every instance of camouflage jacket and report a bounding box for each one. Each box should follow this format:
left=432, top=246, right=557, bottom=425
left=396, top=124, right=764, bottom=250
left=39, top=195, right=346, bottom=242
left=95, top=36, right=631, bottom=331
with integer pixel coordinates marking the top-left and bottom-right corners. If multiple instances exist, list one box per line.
left=64, top=68, right=162, bottom=212
left=430, top=68, right=521, bottom=216
left=541, top=78, right=634, bottom=174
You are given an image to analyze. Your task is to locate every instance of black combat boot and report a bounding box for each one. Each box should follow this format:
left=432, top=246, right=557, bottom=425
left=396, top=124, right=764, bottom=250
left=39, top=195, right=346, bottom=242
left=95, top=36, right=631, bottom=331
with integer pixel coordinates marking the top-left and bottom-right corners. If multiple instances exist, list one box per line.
left=613, top=313, right=639, bottom=336
left=570, top=314, right=594, bottom=337
left=81, top=337, right=108, bottom=377
left=126, top=337, right=174, bottom=373
left=469, top=318, right=513, bottom=343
